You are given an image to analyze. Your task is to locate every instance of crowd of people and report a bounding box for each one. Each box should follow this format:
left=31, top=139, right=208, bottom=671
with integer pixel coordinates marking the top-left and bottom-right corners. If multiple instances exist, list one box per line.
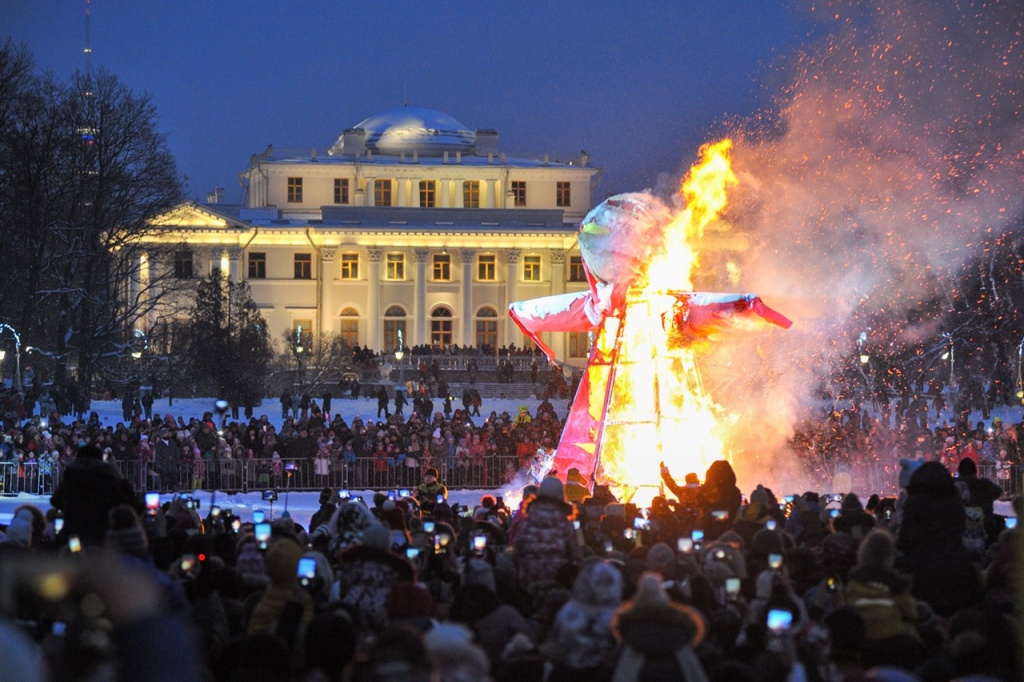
left=0, top=436, right=1019, bottom=681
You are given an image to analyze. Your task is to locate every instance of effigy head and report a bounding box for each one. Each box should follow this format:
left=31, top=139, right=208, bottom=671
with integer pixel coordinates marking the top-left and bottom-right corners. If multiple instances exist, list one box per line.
left=578, top=193, right=672, bottom=288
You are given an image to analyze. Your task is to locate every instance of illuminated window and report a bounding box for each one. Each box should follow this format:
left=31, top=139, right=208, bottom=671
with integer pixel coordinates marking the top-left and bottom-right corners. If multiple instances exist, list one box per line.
left=340, top=253, right=359, bottom=280
left=430, top=308, right=453, bottom=347
left=523, top=255, right=542, bottom=282
left=569, top=332, right=591, bottom=358
left=433, top=254, right=451, bottom=281
left=463, top=180, right=480, bottom=208
left=511, top=180, right=526, bottom=207
left=334, top=178, right=349, bottom=204
left=386, top=253, right=405, bottom=280
left=556, top=181, right=571, bottom=207
left=419, top=180, right=436, bottom=208
left=384, top=306, right=407, bottom=353
left=374, top=179, right=392, bottom=206
left=174, top=252, right=193, bottom=279
left=248, top=252, right=266, bottom=279
left=569, top=255, right=586, bottom=282
left=477, top=254, right=496, bottom=281
left=339, top=307, right=359, bottom=347
left=287, top=177, right=303, bottom=203
left=292, top=320, right=313, bottom=351
left=294, top=253, right=312, bottom=279
left=476, top=307, right=498, bottom=348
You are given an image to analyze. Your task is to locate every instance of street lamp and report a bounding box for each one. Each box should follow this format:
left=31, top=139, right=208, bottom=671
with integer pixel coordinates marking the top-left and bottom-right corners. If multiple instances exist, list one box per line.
left=394, top=329, right=405, bottom=388
left=0, top=323, right=22, bottom=394
left=941, top=332, right=954, bottom=395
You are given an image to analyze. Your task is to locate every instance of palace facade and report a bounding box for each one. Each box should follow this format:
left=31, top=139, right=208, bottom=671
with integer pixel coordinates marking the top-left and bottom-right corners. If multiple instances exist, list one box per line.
left=138, top=107, right=601, bottom=364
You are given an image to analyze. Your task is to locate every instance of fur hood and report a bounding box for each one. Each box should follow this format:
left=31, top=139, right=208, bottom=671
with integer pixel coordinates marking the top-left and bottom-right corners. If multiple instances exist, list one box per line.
left=572, top=558, right=623, bottom=607
left=612, top=573, right=705, bottom=656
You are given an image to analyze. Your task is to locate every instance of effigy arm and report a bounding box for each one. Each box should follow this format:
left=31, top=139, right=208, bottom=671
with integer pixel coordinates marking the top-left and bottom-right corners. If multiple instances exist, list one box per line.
left=508, top=291, right=598, bottom=362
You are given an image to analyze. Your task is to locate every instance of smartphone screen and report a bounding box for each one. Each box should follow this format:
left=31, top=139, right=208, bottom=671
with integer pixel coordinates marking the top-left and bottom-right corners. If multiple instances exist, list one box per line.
left=68, top=536, right=82, bottom=553
left=766, top=519, right=777, bottom=531
left=767, top=608, right=793, bottom=633
left=691, top=529, right=704, bottom=542
left=297, top=557, right=317, bottom=580
left=423, top=521, right=435, bottom=534
left=677, top=537, right=693, bottom=553
left=473, top=535, right=487, bottom=551
left=406, top=547, right=420, bottom=560
left=255, top=522, right=271, bottom=546
left=1007, top=517, right=1018, bottom=529
left=145, top=492, right=160, bottom=510
left=436, top=494, right=444, bottom=504
left=726, top=577, right=741, bottom=596
left=712, top=510, right=728, bottom=520
left=253, top=510, right=265, bottom=524
left=769, top=553, right=783, bottom=569
left=54, top=517, right=64, bottom=533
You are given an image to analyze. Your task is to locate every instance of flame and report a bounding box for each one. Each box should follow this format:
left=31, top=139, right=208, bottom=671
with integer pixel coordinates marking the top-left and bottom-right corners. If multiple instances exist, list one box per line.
left=596, top=139, right=739, bottom=505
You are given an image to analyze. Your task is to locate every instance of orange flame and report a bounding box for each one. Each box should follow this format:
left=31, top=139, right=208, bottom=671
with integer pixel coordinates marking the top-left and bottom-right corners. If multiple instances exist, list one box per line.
left=597, top=139, right=738, bottom=505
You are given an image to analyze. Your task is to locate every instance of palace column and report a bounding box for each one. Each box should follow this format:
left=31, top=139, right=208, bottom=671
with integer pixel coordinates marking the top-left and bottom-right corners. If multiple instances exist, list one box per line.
left=364, top=176, right=376, bottom=206
left=484, top=179, right=496, bottom=208
left=228, top=247, right=243, bottom=284
left=414, top=249, right=429, bottom=346
left=549, top=249, right=566, bottom=358
left=460, top=248, right=476, bottom=347
left=367, top=247, right=383, bottom=352
left=440, top=178, right=451, bottom=208
left=319, top=248, right=336, bottom=335
left=503, top=248, right=520, bottom=346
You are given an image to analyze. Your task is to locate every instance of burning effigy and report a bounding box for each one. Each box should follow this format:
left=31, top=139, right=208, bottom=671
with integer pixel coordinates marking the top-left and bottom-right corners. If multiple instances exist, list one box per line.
left=509, top=140, right=792, bottom=502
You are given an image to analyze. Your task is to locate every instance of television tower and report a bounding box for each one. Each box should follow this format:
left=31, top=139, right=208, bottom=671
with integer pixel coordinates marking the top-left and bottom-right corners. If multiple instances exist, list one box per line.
left=83, top=0, right=93, bottom=97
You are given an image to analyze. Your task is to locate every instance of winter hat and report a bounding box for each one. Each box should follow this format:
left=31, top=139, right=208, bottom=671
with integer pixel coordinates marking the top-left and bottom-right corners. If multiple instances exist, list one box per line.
left=361, top=522, right=391, bottom=551
left=957, top=458, right=978, bottom=478
left=750, top=485, right=770, bottom=507
left=684, top=473, right=700, bottom=487
left=235, top=541, right=266, bottom=577
left=264, top=537, right=303, bottom=587
left=318, top=487, right=334, bottom=505
left=464, top=558, right=497, bottom=593
left=104, top=505, right=149, bottom=558
left=751, top=528, right=784, bottom=557
left=646, top=542, right=676, bottom=571
left=4, top=509, right=35, bottom=546
left=572, top=558, right=623, bottom=607
left=898, top=458, right=925, bottom=488
left=841, top=493, right=863, bottom=513
left=424, top=467, right=439, bottom=479
left=386, top=581, right=437, bottom=620
left=538, top=475, right=565, bottom=503
left=422, top=622, right=491, bottom=680
left=856, top=529, right=896, bottom=571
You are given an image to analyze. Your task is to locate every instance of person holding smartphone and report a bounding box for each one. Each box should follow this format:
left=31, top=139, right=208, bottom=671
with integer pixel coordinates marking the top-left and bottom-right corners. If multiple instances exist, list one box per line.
left=415, top=467, right=447, bottom=515
left=50, top=443, right=135, bottom=547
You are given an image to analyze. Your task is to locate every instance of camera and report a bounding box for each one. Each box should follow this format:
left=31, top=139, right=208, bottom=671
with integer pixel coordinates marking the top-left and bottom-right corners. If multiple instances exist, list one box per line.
left=262, top=490, right=278, bottom=502
left=399, top=489, right=411, bottom=498
left=338, top=490, right=351, bottom=500
left=297, top=557, right=317, bottom=586
left=633, top=517, right=650, bottom=530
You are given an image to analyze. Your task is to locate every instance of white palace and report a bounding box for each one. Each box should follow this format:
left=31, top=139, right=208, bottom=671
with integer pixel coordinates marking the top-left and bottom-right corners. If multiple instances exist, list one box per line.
left=139, top=107, right=601, bottom=363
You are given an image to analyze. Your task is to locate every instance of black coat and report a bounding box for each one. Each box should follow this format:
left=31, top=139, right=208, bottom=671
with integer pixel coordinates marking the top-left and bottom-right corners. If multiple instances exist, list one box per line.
left=51, top=456, right=135, bottom=547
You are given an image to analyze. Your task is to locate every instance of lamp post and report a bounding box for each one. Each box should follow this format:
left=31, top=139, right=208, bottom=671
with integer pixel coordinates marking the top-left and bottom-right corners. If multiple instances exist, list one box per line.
left=394, top=329, right=405, bottom=389
left=941, top=332, right=955, bottom=399
left=0, top=324, right=22, bottom=394
left=1016, top=335, right=1024, bottom=403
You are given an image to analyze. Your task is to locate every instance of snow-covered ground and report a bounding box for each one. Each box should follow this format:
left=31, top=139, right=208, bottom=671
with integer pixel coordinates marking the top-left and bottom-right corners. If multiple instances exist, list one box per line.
left=2, top=394, right=1019, bottom=527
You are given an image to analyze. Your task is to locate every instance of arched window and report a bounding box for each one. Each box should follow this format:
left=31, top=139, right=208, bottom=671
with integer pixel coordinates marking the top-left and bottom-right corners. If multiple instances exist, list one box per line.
left=475, top=306, right=498, bottom=351
left=430, top=307, right=453, bottom=348
left=384, top=305, right=407, bottom=353
left=339, top=307, right=359, bottom=348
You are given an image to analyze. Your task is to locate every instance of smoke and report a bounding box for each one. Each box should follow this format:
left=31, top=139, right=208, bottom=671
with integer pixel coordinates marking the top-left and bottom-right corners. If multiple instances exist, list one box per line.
left=686, top=0, right=1023, bottom=492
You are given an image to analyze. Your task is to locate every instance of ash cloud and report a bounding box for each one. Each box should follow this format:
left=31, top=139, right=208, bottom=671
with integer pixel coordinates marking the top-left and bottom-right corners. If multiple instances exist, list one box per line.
left=681, top=0, right=1023, bottom=492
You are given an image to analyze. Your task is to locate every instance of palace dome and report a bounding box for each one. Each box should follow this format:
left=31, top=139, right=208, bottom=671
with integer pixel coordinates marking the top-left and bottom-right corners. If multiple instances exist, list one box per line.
left=332, top=107, right=477, bottom=156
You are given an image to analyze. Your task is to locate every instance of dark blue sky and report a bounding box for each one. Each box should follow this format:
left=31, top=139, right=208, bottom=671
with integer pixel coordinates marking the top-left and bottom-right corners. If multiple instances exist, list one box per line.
left=3, top=1, right=827, bottom=203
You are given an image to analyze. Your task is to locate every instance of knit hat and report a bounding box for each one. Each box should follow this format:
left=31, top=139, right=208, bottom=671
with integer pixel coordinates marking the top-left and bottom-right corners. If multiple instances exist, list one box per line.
left=386, top=581, right=437, bottom=619
left=235, top=541, right=266, bottom=577
left=422, top=623, right=491, bottom=680
left=572, top=558, right=623, bottom=607
left=4, top=509, right=34, bottom=546
left=464, top=558, right=497, bottom=593
left=750, top=528, right=784, bottom=557
left=538, top=476, right=565, bottom=503
left=957, top=458, right=977, bottom=477
left=614, top=572, right=706, bottom=647
left=264, top=538, right=303, bottom=587
left=750, top=485, right=769, bottom=507
left=856, top=529, right=896, bottom=571
left=318, top=487, right=334, bottom=505
left=361, top=522, right=391, bottom=551
left=104, top=505, right=149, bottom=558
left=646, top=542, right=676, bottom=570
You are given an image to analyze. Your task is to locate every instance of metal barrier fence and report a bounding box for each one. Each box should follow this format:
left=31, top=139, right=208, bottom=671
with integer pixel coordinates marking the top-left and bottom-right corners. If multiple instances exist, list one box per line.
left=104, top=455, right=528, bottom=494
left=0, top=462, right=59, bottom=496
left=980, top=462, right=1023, bottom=499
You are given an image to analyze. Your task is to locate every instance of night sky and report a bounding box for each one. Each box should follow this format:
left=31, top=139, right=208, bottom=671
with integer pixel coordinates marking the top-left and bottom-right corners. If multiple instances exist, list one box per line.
left=2, top=0, right=828, bottom=203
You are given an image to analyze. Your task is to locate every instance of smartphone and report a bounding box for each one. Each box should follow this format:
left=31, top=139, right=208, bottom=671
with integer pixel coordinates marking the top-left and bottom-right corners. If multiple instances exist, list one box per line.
left=231, top=518, right=241, bottom=533
left=711, top=510, right=729, bottom=521
left=436, top=494, right=444, bottom=504
left=387, top=490, right=397, bottom=501
left=190, top=498, right=201, bottom=511
left=677, top=537, right=693, bottom=553
left=1007, top=517, right=1018, bottom=529
left=255, top=522, right=271, bottom=548
left=406, top=547, right=420, bottom=560
left=604, top=539, right=614, bottom=554
left=767, top=609, right=793, bottom=633
left=262, top=490, right=278, bottom=502
left=766, top=519, right=777, bottom=531
left=423, top=521, right=435, bottom=534
left=338, top=490, right=351, bottom=500
left=253, top=510, right=265, bottom=524
left=145, top=492, right=160, bottom=514
left=573, top=520, right=581, bottom=530
left=624, top=528, right=635, bottom=540
left=399, top=489, right=411, bottom=498
left=180, top=554, right=197, bottom=574
left=827, top=576, right=837, bottom=592
left=769, top=553, right=783, bottom=570
left=297, top=557, right=317, bottom=586
left=68, top=535, right=82, bottom=553
left=829, top=509, right=840, bottom=518
left=726, top=577, right=741, bottom=597
left=633, top=517, right=650, bottom=530
left=784, top=495, right=795, bottom=503
left=54, top=517, right=64, bottom=534
left=473, top=535, right=487, bottom=551
left=691, top=529, right=704, bottom=542
left=714, top=548, right=727, bottom=560
left=211, top=505, right=221, bottom=517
